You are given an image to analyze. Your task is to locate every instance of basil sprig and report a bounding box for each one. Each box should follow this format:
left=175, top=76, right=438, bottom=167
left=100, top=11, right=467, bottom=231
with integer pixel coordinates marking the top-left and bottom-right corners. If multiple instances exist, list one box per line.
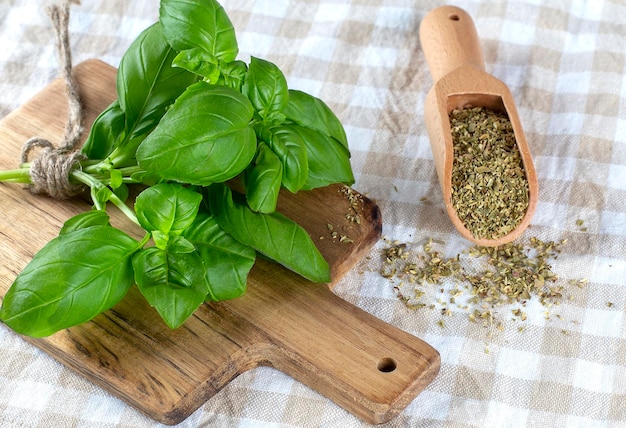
left=0, top=0, right=353, bottom=337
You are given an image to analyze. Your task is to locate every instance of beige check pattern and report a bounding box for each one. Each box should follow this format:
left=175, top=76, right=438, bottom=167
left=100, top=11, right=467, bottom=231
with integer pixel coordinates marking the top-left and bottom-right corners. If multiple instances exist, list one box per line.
left=1, top=0, right=625, bottom=427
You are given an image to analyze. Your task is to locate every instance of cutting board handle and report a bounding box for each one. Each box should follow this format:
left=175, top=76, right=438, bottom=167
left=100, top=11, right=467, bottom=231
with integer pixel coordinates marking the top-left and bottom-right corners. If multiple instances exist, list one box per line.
left=419, top=5, right=485, bottom=82
left=236, top=266, right=441, bottom=425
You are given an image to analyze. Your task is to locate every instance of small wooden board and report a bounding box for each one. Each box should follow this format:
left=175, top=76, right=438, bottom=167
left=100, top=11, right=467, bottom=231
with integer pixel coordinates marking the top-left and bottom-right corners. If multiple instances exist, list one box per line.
left=0, top=60, right=439, bottom=425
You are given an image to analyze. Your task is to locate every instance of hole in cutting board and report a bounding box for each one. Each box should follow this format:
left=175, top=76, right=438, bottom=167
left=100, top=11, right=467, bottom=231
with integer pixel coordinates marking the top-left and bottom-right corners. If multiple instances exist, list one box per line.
left=377, top=357, right=397, bottom=373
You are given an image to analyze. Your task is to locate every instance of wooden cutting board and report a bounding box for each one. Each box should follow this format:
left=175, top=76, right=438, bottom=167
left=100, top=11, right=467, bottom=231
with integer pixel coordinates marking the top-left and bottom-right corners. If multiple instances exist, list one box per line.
left=0, top=59, right=440, bottom=425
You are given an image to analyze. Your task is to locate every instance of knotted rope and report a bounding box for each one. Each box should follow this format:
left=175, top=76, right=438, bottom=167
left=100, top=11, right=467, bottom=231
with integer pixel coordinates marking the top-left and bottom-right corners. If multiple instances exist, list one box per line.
left=21, top=0, right=85, bottom=199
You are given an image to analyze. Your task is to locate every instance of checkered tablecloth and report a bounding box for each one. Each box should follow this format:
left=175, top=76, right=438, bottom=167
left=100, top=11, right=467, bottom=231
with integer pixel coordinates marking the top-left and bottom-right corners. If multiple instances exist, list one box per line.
left=1, top=0, right=625, bottom=427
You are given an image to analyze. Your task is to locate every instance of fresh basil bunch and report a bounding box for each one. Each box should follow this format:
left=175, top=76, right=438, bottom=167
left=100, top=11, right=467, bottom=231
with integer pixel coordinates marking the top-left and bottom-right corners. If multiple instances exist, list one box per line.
left=0, top=0, right=354, bottom=337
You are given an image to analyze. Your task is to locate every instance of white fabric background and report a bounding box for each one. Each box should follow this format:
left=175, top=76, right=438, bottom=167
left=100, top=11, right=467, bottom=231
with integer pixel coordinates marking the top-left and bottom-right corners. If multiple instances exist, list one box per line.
left=0, top=0, right=625, bottom=427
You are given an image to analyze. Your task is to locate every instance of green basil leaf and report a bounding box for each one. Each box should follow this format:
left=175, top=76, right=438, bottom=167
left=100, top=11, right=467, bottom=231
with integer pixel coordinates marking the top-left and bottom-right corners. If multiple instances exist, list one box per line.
left=289, top=124, right=354, bottom=190
left=245, top=142, right=283, bottom=213
left=60, top=211, right=111, bottom=235
left=160, top=0, right=238, bottom=69
left=261, top=125, right=308, bottom=193
left=132, top=247, right=209, bottom=329
left=0, top=226, right=139, bottom=337
left=152, top=230, right=170, bottom=250
left=217, top=60, right=247, bottom=91
left=172, top=47, right=220, bottom=81
left=112, top=182, right=130, bottom=203
left=92, top=184, right=114, bottom=208
left=129, top=170, right=163, bottom=186
left=264, top=111, right=287, bottom=127
left=109, top=168, right=123, bottom=189
left=134, top=183, right=202, bottom=235
left=136, top=82, right=257, bottom=185
left=243, top=57, right=288, bottom=120
left=168, top=235, right=196, bottom=254
left=117, top=22, right=197, bottom=142
left=183, top=212, right=255, bottom=301
left=207, top=183, right=330, bottom=283
left=81, top=100, right=126, bottom=160
left=284, top=89, right=349, bottom=151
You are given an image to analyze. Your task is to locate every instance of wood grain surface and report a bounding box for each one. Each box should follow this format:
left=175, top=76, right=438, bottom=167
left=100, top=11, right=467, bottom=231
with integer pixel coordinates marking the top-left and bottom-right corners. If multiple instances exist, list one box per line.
left=0, top=59, right=440, bottom=425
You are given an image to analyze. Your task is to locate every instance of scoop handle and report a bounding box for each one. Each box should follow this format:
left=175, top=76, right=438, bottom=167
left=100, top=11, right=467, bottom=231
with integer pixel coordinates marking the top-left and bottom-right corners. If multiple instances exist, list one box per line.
left=419, top=6, right=485, bottom=82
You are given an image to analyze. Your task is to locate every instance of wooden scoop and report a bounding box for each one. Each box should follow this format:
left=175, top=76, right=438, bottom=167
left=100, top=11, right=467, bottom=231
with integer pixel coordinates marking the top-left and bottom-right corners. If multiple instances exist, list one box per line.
left=419, top=5, right=538, bottom=247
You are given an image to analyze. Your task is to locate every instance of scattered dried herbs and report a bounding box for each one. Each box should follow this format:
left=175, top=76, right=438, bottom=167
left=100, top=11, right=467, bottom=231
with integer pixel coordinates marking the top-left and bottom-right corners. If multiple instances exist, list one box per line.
left=382, top=236, right=587, bottom=332
left=449, top=107, right=529, bottom=240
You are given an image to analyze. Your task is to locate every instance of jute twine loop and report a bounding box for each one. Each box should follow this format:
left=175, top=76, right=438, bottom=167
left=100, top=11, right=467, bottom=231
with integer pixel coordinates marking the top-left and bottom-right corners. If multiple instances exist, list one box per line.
left=21, top=0, right=85, bottom=199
